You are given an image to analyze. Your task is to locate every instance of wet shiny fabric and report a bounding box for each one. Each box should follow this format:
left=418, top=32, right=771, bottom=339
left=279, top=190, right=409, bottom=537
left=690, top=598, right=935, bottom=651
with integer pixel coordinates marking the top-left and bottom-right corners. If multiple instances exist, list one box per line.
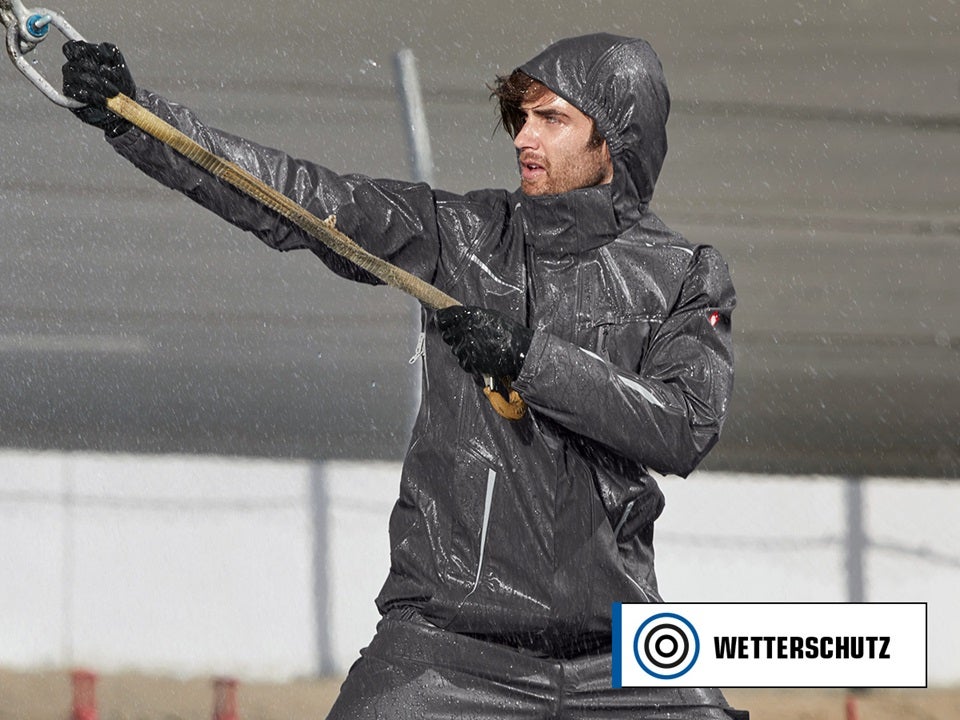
left=111, top=79, right=736, bottom=652
left=327, top=611, right=747, bottom=720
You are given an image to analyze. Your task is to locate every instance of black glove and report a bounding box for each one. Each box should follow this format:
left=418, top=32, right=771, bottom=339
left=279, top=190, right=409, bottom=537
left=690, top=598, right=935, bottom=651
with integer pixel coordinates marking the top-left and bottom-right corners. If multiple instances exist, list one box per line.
left=436, top=306, right=533, bottom=382
left=62, top=40, right=136, bottom=137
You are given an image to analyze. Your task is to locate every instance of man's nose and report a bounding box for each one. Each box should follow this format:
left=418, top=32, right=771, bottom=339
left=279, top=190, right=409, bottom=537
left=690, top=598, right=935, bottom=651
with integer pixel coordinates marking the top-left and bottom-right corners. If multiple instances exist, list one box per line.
left=513, top=122, right=538, bottom=150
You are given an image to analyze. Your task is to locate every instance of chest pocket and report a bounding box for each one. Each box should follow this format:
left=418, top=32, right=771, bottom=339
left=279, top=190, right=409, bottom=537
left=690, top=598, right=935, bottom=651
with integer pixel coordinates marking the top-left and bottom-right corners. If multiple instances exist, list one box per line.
left=573, top=250, right=668, bottom=370
left=585, top=319, right=656, bottom=371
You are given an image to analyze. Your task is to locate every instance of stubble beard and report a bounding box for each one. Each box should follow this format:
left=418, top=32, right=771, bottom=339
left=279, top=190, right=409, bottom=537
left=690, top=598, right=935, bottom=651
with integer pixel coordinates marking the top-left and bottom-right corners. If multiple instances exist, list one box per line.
left=520, top=143, right=611, bottom=196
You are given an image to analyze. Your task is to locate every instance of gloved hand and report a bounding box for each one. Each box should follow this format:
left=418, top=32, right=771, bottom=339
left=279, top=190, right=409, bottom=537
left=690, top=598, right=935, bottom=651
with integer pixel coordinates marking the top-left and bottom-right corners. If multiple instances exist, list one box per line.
left=62, top=40, right=136, bottom=137
left=435, top=306, right=533, bottom=383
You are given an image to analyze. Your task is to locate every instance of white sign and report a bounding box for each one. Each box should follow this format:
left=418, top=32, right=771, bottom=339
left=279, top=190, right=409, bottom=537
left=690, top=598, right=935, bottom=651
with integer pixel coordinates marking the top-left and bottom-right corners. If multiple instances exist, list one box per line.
left=613, top=603, right=926, bottom=688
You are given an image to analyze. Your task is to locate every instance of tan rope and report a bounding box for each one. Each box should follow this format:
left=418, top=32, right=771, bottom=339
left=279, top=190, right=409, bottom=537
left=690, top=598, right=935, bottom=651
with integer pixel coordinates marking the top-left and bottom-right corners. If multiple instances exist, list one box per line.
left=106, top=93, right=460, bottom=311
left=105, top=92, right=526, bottom=419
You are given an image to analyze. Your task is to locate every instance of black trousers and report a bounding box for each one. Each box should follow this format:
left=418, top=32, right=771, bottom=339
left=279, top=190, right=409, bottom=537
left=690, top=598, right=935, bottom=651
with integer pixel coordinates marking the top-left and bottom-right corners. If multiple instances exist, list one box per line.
left=327, top=610, right=748, bottom=719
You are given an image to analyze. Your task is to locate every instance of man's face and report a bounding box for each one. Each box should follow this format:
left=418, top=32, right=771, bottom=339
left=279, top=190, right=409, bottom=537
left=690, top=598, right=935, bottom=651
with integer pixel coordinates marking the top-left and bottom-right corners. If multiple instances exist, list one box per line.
left=513, top=84, right=613, bottom=196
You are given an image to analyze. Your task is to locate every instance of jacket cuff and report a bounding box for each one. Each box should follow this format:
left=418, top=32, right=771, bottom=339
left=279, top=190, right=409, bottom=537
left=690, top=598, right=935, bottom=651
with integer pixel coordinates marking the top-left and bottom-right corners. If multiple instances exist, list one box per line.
left=512, top=329, right=550, bottom=395
left=106, top=122, right=144, bottom=153
left=105, top=88, right=156, bottom=152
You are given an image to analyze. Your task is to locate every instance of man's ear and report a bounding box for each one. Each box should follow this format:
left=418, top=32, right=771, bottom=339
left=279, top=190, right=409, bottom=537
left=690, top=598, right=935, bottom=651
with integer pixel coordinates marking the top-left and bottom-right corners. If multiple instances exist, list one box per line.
left=601, top=142, right=614, bottom=185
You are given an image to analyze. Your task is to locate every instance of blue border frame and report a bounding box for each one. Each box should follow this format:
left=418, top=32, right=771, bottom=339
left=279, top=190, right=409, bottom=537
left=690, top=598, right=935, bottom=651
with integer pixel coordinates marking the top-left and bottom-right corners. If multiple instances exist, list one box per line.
left=611, top=602, right=622, bottom=688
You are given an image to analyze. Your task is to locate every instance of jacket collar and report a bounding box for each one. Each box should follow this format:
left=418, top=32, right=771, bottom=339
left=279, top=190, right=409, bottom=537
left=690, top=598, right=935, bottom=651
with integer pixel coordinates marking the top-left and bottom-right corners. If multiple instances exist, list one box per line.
left=517, top=183, right=619, bottom=256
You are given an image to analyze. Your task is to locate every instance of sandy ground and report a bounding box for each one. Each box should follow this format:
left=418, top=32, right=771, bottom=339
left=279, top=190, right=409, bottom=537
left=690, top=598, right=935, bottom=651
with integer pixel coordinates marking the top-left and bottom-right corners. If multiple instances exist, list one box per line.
left=1, top=668, right=958, bottom=720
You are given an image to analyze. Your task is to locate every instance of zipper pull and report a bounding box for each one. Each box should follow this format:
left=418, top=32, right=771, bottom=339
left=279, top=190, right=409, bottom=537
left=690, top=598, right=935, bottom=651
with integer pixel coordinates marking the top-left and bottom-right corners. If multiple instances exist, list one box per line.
left=409, top=331, right=426, bottom=364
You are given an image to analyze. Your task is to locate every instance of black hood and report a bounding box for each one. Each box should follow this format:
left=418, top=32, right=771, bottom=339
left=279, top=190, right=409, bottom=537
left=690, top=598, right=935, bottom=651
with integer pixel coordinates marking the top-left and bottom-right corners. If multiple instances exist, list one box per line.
left=518, top=33, right=670, bottom=214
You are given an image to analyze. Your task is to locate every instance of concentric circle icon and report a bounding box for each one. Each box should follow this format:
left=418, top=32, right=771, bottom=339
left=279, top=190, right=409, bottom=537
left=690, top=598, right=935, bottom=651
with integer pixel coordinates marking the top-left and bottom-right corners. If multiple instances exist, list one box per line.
left=632, top=612, right=700, bottom=679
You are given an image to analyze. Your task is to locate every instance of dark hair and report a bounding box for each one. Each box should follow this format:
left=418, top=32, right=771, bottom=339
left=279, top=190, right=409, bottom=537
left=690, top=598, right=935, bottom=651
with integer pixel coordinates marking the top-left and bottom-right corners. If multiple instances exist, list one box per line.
left=490, top=69, right=605, bottom=148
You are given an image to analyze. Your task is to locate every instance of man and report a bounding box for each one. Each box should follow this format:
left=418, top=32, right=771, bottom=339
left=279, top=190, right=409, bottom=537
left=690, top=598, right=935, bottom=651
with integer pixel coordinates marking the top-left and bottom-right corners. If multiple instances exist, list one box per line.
left=63, top=33, right=745, bottom=719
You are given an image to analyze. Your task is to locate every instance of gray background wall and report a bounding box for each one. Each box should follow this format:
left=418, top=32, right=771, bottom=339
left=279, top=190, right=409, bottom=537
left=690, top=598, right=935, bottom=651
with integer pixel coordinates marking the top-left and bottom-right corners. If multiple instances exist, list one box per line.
left=1, top=0, right=957, bottom=477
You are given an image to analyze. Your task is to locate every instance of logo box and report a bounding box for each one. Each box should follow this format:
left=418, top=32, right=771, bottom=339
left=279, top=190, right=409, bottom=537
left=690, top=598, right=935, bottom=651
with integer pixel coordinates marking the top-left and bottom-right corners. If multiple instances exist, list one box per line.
left=612, top=602, right=927, bottom=688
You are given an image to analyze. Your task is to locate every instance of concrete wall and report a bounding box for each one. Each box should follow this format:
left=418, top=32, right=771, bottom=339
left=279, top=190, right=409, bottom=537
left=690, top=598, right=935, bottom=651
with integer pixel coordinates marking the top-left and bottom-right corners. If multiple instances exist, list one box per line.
left=1, top=450, right=956, bottom=683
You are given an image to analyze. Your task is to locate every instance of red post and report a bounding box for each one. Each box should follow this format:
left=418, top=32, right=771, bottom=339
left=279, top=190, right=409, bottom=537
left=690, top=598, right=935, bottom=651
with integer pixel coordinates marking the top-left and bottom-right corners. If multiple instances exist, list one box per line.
left=212, top=677, right=240, bottom=720
left=70, top=669, right=98, bottom=720
left=845, top=693, right=860, bottom=720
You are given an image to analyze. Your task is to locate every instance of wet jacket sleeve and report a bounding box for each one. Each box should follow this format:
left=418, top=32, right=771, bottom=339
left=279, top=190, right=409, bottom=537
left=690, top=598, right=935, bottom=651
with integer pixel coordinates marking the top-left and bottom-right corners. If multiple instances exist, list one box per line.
left=511, top=245, right=735, bottom=477
left=106, top=89, right=441, bottom=284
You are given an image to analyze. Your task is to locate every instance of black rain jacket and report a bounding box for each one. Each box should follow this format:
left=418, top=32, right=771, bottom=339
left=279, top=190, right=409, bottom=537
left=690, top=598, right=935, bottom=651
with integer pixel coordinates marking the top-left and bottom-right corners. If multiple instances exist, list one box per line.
left=109, top=33, right=735, bottom=657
